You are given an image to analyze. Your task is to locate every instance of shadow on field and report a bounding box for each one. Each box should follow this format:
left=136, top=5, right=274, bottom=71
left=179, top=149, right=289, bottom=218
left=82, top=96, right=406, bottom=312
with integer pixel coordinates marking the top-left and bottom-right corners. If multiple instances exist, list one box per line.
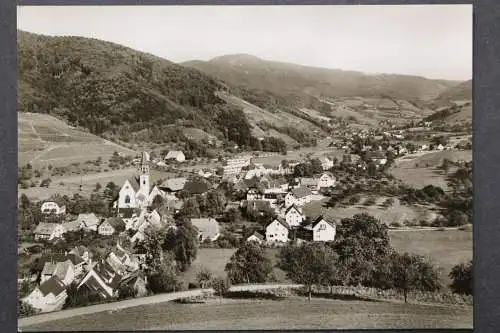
left=223, top=291, right=287, bottom=301
left=295, top=290, right=383, bottom=303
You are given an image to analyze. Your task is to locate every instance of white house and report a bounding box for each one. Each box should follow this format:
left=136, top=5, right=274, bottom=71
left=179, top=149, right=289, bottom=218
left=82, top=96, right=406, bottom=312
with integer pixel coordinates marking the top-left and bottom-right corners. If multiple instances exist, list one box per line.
left=98, top=217, right=125, bottom=236
left=285, top=205, right=304, bottom=228
left=246, top=231, right=264, bottom=244
left=165, top=150, right=186, bottom=162
left=40, top=201, right=66, bottom=215
left=22, top=276, right=68, bottom=313
left=77, top=262, right=122, bottom=299
left=246, top=188, right=263, bottom=201
left=284, top=186, right=313, bottom=207
left=312, top=217, right=336, bottom=242
left=76, top=213, right=100, bottom=232
left=40, top=260, right=75, bottom=286
left=265, top=218, right=290, bottom=243
left=318, top=173, right=336, bottom=189
left=33, top=223, right=65, bottom=241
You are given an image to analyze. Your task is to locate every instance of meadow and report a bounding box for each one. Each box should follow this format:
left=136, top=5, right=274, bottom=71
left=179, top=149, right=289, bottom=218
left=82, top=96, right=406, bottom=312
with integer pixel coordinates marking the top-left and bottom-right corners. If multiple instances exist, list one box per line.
left=22, top=297, right=472, bottom=331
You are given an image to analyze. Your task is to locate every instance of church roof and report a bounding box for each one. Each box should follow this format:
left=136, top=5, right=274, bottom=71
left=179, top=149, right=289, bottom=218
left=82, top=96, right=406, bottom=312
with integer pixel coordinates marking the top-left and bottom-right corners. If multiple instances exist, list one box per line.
left=127, top=177, right=141, bottom=192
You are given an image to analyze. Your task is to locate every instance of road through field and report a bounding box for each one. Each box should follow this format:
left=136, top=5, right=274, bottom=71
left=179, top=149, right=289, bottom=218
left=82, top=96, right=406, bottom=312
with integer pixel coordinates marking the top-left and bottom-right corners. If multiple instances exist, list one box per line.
left=18, top=283, right=303, bottom=329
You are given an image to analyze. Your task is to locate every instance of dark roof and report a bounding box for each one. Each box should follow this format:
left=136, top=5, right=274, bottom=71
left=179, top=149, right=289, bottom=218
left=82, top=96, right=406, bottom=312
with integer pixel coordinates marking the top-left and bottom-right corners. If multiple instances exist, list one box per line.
left=249, top=231, right=264, bottom=240
left=272, top=217, right=290, bottom=230
left=291, top=186, right=313, bottom=198
left=128, top=177, right=141, bottom=192
left=105, top=217, right=125, bottom=229
left=38, top=276, right=66, bottom=297
left=285, top=205, right=302, bottom=214
left=243, top=177, right=261, bottom=189
left=244, top=200, right=271, bottom=211
left=40, top=253, right=84, bottom=268
left=312, top=216, right=336, bottom=229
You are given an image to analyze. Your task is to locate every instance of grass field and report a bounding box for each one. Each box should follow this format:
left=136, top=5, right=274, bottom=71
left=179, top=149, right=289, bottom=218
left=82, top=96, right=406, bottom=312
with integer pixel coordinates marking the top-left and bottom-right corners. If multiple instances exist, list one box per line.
left=22, top=297, right=472, bottom=331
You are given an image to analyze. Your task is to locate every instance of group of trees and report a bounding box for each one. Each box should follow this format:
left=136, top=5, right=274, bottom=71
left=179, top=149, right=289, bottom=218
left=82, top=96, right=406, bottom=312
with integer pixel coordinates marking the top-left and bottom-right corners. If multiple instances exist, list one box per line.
left=293, top=158, right=324, bottom=177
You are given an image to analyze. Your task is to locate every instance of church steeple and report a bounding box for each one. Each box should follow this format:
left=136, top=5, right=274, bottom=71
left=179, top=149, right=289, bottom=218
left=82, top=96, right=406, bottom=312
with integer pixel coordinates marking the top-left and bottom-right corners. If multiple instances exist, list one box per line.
left=139, top=151, right=150, bottom=175
left=138, top=151, right=151, bottom=201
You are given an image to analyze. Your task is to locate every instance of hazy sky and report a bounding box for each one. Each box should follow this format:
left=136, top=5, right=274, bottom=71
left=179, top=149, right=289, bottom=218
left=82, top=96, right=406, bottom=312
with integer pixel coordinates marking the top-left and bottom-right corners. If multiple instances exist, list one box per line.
left=17, top=5, right=472, bottom=81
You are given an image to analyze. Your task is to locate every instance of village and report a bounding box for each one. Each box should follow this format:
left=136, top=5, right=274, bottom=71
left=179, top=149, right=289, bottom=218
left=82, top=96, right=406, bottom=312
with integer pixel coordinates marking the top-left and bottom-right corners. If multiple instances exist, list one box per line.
left=17, top=117, right=472, bottom=316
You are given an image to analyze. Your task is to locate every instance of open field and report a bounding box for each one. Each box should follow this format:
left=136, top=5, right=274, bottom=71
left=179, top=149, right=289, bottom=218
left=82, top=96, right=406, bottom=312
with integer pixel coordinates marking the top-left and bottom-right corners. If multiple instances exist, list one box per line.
left=21, top=297, right=472, bottom=331
left=389, top=150, right=472, bottom=190
left=252, top=147, right=344, bottom=166
left=180, top=248, right=236, bottom=284
left=19, top=113, right=136, bottom=168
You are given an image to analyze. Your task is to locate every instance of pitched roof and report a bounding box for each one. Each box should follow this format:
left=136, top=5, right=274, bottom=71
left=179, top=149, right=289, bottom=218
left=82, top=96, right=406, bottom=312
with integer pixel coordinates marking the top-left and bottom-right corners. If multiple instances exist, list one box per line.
left=105, top=217, right=125, bottom=229
left=34, top=223, right=61, bottom=235
left=285, top=205, right=302, bottom=215
left=53, top=260, right=73, bottom=279
left=184, top=179, right=210, bottom=194
left=248, top=231, right=264, bottom=240
left=312, top=216, right=336, bottom=229
left=76, top=213, right=100, bottom=227
left=271, top=217, right=290, bottom=230
left=291, top=186, right=313, bottom=198
left=165, top=150, right=184, bottom=159
left=40, top=253, right=85, bottom=267
left=62, top=220, right=81, bottom=232
left=126, top=177, right=141, bottom=192
left=38, top=276, right=66, bottom=297
left=160, top=177, right=187, bottom=192
left=300, top=178, right=318, bottom=186
left=41, top=262, right=57, bottom=276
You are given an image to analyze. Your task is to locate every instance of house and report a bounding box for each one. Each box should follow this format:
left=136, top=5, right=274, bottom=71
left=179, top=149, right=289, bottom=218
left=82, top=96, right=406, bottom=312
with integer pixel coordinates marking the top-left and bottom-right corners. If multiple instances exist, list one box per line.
left=22, top=276, right=68, bottom=313
left=40, top=260, right=75, bottom=286
left=318, top=173, right=336, bottom=189
left=159, top=177, right=187, bottom=193
left=285, top=205, right=304, bottom=228
left=319, top=156, right=334, bottom=170
left=120, top=271, right=148, bottom=298
left=265, top=218, right=290, bottom=243
left=300, top=178, right=319, bottom=192
left=76, top=213, right=100, bottom=232
left=116, top=152, right=165, bottom=211
left=246, top=231, right=264, bottom=244
left=367, top=151, right=387, bottom=166
left=131, top=230, right=146, bottom=244
left=312, top=216, right=336, bottom=242
left=61, top=220, right=81, bottom=233
left=33, top=223, right=65, bottom=241
left=246, top=187, right=263, bottom=201
left=284, top=186, right=313, bottom=207
left=165, top=150, right=186, bottom=162
left=69, top=246, right=91, bottom=264
left=98, top=217, right=125, bottom=236
left=77, top=261, right=123, bottom=298
left=191, top=218, right=221, bottom=242
left=40, top=201, right=66, bottom=215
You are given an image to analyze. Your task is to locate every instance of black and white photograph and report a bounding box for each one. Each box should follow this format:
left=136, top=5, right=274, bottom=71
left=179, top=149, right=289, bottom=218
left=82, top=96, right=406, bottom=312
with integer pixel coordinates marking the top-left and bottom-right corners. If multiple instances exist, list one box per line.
left=16, top=4, right=473, bottom=330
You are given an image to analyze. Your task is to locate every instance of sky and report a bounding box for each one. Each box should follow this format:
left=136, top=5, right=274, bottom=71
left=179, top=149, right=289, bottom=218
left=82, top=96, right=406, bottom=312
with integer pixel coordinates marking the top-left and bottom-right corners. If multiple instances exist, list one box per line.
left=17, top=5, right=472, bottom=81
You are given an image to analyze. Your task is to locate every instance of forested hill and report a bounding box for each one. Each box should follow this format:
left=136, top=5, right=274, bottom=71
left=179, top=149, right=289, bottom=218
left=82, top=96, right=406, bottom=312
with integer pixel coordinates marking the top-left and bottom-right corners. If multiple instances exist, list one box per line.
left=18, top=31, right=296, bottom=152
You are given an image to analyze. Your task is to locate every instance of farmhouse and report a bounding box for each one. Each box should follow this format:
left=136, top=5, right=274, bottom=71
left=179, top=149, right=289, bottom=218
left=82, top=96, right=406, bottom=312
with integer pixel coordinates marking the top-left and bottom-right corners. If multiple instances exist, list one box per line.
left=312, top=216, right=336, bottom=242
left=40, top=201, right=66, bottom=215
left=165, top=150, right=186, bottom=162
left=76, top=213, right=100, bottom=232
left=34, top=223, right=65, bottom=241
left=191, top=218, right=221, bottom=242
left=284, top=186, right=313, bottom=207
left=285, top=205, right=304, bottom=228
left=22, top=276, right=68, bottom=313
left=265, top=218, right=290, bottom=243
left=77, top=261, right=123, bottom=299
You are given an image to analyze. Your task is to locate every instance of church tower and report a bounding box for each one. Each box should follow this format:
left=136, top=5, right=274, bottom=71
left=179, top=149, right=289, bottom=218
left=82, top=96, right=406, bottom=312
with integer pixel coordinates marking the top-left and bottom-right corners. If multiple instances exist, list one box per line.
left=138, top=151, right=150, bottom=199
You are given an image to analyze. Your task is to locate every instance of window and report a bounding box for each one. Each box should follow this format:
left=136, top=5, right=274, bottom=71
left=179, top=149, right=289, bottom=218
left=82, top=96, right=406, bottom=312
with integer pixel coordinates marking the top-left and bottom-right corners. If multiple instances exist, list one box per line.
left=319, top=223, right=326, bottom=230
left=143, top=180, right=146, bottom=185
left=125, top=195, right=131, bottom=204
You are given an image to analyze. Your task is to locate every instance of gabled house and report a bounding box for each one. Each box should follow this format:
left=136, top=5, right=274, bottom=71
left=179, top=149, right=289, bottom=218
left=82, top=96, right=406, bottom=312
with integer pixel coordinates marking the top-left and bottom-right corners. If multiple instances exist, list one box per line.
left=246, top=231, right=264, bottom=244
left=318, top=172, right=336, bottom=189
left=98, top=217, right=125, bottom=236
left=300, top=178, right=319, bottom=192
left=33, top=223, right=65, bottom=241
left=61, top=220, right=82, bottom=233
left=265, top=218, right=290, bottom=243
left=76, top=213, right=100, bottom=232
left=285, top=205, right=304, bottom=228
left=69, top=246, right=91, bottom=264
left=165, top=150, right=186, bottom=162
left=191, top=218, right=221, bottom=242
left=246, top=187, right=263, bottom=201
left=77, top=261, right=123, bottom=299
left=312, top=216, right=336, bottom=242
left=22, top=276, right=68, bottom=313
left=40, top=260, right=75, bottom=286
left=319, top=156, right=334, bottom=170
left=284, top=186, right=313, bottom=207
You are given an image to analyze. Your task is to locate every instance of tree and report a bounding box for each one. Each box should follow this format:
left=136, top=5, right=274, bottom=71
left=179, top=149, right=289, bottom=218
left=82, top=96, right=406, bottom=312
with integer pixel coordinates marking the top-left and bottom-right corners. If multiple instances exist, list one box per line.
left=372, top=251, right=441, bottom=303
left=151, top=194, right=164, bottom=211
left=147, top=256, right=181, bottom=294
left=117, top=281, right=135, bottom=300
left=225, top=242, right=273, bottom=284
left=20, top=193, right=31, bottom=210
left=332, top=214, right=392, bottom=286
left=163, top=217, right=199, bottom=271
left=278, top=242, right=338, bottom=302
left=211, top=277, right=230, bottom=302
left=94, top=182, right=102, bottom=192
left=449, top=260, right=473, bottom=295
left=104, top=181, right=120, bottom=202
left=18, top=300, right=39, bottom=318
left=196, top=268, right=214, bottom=289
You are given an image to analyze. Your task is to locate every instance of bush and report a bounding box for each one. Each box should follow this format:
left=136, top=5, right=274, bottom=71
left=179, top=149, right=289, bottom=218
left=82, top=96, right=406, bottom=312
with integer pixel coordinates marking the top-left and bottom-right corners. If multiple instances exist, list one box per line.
left=39, top=178, right=52, bottom=188
left=390, top=222, right=402, bottom=228
left=419, top=220, right=430, bottom=227
left=363, top=197, right=376, bottom=206
left=188, top=282, right=200, bottom=290
left=18, top=300, right=39, bottom=318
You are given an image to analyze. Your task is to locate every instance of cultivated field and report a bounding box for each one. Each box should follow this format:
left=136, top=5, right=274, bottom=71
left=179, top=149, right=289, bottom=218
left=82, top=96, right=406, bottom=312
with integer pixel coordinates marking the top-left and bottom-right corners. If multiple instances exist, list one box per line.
left=22, top=297, right=472, bottom=331
left=18, top=113, right=136, bottom=168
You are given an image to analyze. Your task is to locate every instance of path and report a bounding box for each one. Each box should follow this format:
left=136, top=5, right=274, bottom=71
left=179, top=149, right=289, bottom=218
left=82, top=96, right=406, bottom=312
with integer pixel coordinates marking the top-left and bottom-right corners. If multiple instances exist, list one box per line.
left=18, top=283, right=303, bottom=328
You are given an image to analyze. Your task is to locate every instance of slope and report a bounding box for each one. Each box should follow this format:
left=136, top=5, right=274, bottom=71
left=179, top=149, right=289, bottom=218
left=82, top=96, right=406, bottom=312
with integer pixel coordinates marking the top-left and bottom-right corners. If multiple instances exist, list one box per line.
left=428, top=80, right=472, bottom=109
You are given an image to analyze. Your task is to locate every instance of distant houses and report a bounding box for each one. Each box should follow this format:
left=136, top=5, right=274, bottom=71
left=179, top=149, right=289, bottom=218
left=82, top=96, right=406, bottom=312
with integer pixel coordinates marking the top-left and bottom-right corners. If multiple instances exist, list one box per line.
left=22, top=276, right=68, bottom=313
left=76, top=213, right=100, bottom=232
left=191, top=218, right=221, bottom=242
left=41, top=201, right=66, bottom=215
left=284, top=186, right=313, bottom=207
left=34, top=223, right=65, bottom=241
left=311, top=216, right=336, bottom=242
left=265, top=218, right=290, bottom=243
left=284, top=205, right=304, bottom=228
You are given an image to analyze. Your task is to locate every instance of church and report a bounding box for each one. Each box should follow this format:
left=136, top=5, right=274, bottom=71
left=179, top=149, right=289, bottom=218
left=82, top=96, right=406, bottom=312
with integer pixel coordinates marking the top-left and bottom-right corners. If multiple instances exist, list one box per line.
left=115, top=152, right=165, bottom=212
